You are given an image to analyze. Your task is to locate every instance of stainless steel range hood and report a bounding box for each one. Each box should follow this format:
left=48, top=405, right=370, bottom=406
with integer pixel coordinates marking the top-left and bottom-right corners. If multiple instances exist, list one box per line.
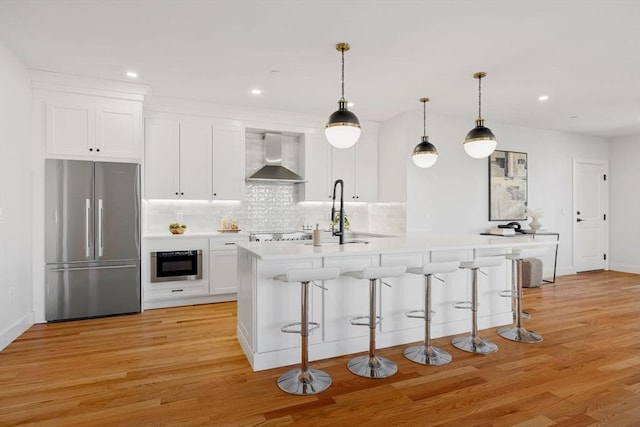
left=247, top=133, right=306, bottom=183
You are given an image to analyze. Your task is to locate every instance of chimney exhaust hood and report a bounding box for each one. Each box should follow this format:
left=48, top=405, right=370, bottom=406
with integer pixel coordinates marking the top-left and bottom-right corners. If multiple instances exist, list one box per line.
left=246, top=133, right=306, bottom=183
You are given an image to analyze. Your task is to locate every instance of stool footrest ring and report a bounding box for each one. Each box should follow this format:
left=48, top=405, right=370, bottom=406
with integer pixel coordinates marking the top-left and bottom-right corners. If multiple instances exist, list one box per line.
left=405, top=309, right=435, bottom=319
left=349, top=315, right=382, bottom=326
left=281, top=321, right=320, bottom=334
left=454, top=301, right=473, bottom=310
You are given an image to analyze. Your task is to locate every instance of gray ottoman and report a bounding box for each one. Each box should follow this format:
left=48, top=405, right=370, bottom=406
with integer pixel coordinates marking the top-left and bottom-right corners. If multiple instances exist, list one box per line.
left=522, top=258, right=543, bottom=288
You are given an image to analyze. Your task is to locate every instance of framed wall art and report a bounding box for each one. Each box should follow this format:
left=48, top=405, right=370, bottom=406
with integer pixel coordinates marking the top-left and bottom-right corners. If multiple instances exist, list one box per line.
left=488, top=150, right=528, bottom=221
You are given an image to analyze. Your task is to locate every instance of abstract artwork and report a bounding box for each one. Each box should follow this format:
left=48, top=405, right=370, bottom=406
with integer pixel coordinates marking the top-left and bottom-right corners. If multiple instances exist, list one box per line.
left=489, top=150, right=528, bottom=220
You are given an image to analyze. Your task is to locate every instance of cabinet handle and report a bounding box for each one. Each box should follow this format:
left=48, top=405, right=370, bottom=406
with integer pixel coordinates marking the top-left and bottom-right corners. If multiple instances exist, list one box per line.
left=96, top=148, right=100, bottom=152
left=175, top=192, right=179, bottom=196
left=180, top=192, right=184, bottom=196
left=171, top=289, right=184, bottom=293
left=213, top=193, right=217, bottom=196
left=224, top=242, right=236, bottom=245
left=89, top=148, right=93, bottom=152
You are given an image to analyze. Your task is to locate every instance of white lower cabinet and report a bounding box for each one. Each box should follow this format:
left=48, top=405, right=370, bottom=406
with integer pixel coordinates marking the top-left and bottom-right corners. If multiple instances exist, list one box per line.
left=209, top=235, right=249, bottom=295
left=142, top=238, right=210, bottom=308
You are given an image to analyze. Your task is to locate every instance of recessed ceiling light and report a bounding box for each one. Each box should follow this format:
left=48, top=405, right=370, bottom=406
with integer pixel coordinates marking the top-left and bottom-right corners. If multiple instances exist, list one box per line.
left=538, top=95, right=549, bottom=101
left=125, top=71, right=138, bottom=78
left=251, top=89, right=262, bottom=95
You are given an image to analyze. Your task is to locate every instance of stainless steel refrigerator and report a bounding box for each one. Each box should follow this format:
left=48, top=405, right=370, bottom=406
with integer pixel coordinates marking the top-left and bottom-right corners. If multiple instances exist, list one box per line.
left=45, top=160, right=141, bottom=321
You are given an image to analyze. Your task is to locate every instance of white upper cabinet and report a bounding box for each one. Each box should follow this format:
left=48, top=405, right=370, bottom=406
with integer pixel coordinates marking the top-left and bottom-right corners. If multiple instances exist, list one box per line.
left=179, top=123, right=213, bottom=200
left=212, top=126, right=244, bottom=200
left=45, top=92, right=141, bottom=161
left=144, top=117, right=212, bottom=200
left=352, top=136, right=378, bottom=202
left=144, top=114, right=245, bottom=201
left=302, top=133, right=333, bottom=201
left=144, top=118, right=180, bottom=199
left=302, top=132, right=378, bottom=202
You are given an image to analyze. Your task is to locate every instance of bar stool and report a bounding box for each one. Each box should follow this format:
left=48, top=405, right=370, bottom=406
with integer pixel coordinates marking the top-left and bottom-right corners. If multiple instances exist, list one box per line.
left=274, top=267, right=340, bottom=395
left=497, top=248, right=548, bottom=343
left=452, top=256, right=504, bottom=354
left=343, top=265, right=407, bottom=378
left=405, top=261, right=460, bottom=366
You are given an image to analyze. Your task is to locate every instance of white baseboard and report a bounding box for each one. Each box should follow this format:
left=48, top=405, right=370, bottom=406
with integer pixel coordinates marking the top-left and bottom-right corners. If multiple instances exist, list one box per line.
left=0, top=311, right=34, bottom=352
left=609, top=263, right=640, bottom=274
left=556, top=266, right=577, bottom=277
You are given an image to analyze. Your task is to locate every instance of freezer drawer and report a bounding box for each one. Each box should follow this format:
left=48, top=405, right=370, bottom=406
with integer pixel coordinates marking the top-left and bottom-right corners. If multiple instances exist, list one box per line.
left=45, top=261, right=141, bottom=321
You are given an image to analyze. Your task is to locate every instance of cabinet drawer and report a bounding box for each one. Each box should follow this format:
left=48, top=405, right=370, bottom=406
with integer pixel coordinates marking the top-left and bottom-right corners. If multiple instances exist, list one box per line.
left=144, top=280, right=209, bottom=300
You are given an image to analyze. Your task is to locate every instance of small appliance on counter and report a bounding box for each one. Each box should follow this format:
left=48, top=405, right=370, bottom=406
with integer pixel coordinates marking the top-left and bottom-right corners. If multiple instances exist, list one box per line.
left=219, top=217, right=240, bottom=233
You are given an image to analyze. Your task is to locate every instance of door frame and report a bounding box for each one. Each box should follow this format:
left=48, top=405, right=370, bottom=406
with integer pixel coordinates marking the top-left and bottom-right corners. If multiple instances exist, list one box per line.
left=572, top=157, right=609, bottom=272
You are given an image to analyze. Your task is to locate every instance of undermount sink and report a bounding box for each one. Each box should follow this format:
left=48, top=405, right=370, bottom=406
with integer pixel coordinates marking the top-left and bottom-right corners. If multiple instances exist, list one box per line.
left=299, top=238, right=370, bottom=246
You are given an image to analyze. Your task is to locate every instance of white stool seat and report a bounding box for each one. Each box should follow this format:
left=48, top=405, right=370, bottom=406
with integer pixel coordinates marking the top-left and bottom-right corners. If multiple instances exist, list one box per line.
left=407, top=261, right=460, bottom=276
left=274, top=267, right=340, bottom=283
left=505, top=248, right=548, bottom=261
left=460, top=256, right=504, bottom=270
left=343, top=265, right=406, bottom=280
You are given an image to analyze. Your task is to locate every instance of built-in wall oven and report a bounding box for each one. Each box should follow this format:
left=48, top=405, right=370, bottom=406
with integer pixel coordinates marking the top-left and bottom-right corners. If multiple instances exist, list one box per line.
left=150, top=250, right=203, bottom=282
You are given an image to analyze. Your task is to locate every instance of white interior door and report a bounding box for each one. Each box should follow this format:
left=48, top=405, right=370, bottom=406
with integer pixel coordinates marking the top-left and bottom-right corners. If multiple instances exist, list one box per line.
left=573, top=159, right=608, bottom=272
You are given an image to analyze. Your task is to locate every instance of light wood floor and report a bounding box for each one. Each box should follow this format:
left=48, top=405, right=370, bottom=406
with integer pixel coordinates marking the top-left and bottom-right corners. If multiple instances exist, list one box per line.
left=1, top=271, right=639, bottom=426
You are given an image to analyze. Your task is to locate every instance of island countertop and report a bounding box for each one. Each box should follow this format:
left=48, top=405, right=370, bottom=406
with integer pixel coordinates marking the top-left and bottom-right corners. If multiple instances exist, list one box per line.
left=235, top=231, right=557, bottom=261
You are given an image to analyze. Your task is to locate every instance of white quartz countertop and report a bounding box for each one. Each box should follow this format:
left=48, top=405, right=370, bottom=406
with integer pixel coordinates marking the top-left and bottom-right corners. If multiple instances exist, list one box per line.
left=235, top=232, right=558, bottom=260
left=144, top=231, right=249, bottom=240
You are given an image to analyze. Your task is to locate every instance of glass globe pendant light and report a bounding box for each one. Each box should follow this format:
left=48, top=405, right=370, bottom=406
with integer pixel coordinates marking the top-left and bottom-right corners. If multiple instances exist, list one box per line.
left=463, top=72, right=497, bottom=159
left=325, top=42, right=361, bottom=149
left=412, top=97, right=438, bottom=168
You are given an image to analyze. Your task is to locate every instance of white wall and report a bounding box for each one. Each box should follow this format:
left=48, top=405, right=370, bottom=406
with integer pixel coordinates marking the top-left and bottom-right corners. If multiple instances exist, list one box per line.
left=380, top=109, right=610, bottom=276
left=0, top=41, right=34, bottom=350
left=609, top=134, right=640, bottom=273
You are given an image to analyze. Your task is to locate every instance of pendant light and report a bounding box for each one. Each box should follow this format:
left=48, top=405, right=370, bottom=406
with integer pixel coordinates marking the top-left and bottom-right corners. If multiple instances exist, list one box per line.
left=463, top=72, right=497, bottom=159
left=412, top=97, right=438, bottom=168
left=325, top=42, right=361, bottom=149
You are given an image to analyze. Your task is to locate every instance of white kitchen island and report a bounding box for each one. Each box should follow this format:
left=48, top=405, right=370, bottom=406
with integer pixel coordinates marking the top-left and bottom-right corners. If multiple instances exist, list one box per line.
left=236, top=232, right=558, bottom=371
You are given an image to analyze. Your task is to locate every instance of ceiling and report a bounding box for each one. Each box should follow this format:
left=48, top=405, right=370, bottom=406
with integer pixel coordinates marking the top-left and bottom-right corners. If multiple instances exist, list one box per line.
left=1, top=0, right=639, bottom=138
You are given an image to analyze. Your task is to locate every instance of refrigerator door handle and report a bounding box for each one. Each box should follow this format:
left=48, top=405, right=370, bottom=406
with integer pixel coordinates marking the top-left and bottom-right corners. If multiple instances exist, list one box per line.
left=98, top=198, right=104, bottom=257
left=85, top=198, right=91, bottom=258
left=47, top=264, right=138, bottom=272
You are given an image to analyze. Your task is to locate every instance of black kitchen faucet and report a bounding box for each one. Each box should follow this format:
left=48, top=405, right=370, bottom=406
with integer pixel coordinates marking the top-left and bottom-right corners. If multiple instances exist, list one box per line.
left=331, top=179, right=345, bottom=245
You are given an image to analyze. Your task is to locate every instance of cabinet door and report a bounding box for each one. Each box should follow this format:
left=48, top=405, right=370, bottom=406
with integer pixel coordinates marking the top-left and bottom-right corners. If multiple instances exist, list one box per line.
left=209, top=249, right=238, bottom=294
left=353, top=136, right=378, bottom=202
left=302, top=133, right=333, bottom=201
left=96, top=100, right=141, bottom=159
left=179, top=123, right=212, bottom=200
left=46, top=97, right=95, bottom=156
left=331, top=146, right=356, bottom=200
left=144, top=118, right=180, bottom=199
left=212, top=127, right=244, bottom=200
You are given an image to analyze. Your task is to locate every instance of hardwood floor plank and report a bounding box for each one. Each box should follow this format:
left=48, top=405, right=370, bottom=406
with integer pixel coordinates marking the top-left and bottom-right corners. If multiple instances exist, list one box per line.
left=0, top=271, right=638, bottom=426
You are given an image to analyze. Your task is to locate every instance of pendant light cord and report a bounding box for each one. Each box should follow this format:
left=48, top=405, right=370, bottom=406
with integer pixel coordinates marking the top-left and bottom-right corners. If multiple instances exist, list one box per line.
left=478, top=75, right=482, bottom=120
left=341, top=47, right=345, bottom=100
left=423, top=100, right=427, bottom=135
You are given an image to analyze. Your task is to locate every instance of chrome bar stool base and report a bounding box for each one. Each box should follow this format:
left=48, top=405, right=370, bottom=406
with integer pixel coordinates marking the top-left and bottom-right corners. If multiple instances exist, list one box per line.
left=277, top=367, right=332, bottom=395
left=498, top=248, right=547, bottom=344
left=452, top=256, right=504, bottom=355
left=404, top=345, right=452, bottom=366
left=404, top=261, right=460, bottom=366
left=452, top=335, right=498, bottom=354
left=343, top=265, right=407, bottom=379
left=497, top=326, right=543, bottom=343
left=347, top=355, right=398, bottom=379
left=274, top=267, right=340, bottom=396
